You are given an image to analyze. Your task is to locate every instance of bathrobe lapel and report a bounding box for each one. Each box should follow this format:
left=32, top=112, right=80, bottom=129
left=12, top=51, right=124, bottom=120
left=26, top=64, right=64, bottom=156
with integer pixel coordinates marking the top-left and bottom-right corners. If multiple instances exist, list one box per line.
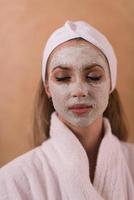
left=93, top=117, right=134, bottom=199
left=45, top=112, right=134, bottom=199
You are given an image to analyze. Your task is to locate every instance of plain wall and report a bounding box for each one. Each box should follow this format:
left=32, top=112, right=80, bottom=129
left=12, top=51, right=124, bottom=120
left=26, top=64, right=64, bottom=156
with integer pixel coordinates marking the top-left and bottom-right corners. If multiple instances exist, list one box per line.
left=0, top=0, right=134, bottom=166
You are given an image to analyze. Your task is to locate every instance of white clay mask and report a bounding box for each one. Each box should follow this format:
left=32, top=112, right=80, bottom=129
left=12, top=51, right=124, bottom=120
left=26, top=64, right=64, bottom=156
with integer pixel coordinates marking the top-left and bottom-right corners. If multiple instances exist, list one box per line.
left=47, top=43, right=110, bottom=127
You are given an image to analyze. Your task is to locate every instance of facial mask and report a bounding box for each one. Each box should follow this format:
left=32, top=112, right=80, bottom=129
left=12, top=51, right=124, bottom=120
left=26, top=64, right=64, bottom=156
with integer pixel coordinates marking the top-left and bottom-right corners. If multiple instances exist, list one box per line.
left=47, top=43, right=110, bottom=127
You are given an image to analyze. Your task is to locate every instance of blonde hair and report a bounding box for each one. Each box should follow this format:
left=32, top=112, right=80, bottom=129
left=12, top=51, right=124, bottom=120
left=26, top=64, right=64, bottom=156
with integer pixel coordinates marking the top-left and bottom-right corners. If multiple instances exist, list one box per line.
left=33, top=79, right=128, bottom=147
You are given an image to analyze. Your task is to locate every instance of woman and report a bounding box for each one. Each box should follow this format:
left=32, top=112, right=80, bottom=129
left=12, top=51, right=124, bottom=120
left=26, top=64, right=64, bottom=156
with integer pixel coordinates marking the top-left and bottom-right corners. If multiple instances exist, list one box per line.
left=0, top=20, right=134, bottom=200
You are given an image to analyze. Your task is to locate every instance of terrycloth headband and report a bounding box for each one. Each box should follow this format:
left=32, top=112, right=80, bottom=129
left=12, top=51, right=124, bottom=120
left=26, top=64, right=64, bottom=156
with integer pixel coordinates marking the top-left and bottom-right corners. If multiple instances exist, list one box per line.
left=42, top=20, right=117, bottom=92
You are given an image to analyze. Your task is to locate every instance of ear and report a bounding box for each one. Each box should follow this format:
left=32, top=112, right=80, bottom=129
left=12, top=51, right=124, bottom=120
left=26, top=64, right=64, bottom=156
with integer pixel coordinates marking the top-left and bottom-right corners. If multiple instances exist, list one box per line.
left=44, top=82, right=51, bottom=98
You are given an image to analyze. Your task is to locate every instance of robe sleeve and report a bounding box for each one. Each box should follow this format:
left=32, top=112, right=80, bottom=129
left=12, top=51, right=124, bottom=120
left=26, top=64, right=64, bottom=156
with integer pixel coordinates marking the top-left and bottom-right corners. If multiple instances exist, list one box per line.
left=0, top=162, right=32, bottom=200
left=0, top=149, right=62, bottom=200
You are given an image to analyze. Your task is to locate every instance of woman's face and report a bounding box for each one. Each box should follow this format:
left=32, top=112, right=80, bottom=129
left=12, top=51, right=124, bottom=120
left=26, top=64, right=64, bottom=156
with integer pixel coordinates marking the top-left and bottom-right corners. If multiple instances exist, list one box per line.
left=45, top=39, right=111, bottom=127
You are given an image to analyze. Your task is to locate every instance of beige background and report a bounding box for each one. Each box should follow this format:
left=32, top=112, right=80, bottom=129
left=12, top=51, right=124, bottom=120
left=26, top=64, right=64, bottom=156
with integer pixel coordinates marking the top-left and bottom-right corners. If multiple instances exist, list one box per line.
left=0, top=0, right=134, bottom=166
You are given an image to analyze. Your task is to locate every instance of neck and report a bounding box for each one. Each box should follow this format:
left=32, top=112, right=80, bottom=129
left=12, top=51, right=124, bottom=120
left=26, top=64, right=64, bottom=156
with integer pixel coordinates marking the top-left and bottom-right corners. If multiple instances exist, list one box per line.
left=68, top=117, right=104, bottom=183
left=62, top=116, right=104, bottom=156
left=58, top=115, right=104, bottom=183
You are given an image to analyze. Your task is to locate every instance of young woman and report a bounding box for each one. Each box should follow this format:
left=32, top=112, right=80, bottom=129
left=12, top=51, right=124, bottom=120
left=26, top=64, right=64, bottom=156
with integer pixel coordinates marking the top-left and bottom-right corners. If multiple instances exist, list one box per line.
left=0, top=20, right=134, bottom=200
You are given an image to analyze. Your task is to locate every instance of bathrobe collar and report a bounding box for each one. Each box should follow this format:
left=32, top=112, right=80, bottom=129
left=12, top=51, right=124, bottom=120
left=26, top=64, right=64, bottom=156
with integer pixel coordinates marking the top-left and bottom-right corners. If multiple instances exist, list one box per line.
left=48, top=111, right=134, bottom=199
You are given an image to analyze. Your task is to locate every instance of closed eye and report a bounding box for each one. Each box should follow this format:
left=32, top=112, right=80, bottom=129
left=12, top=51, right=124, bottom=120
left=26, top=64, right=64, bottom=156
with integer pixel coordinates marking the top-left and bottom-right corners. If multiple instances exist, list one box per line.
left=55, top=77, right=70, bottom=81
left=86, top=75, right=102, bottom=81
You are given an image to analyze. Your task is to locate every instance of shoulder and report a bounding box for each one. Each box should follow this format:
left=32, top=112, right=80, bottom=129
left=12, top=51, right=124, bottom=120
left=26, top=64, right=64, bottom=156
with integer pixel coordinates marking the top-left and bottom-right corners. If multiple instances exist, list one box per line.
left=1, top=145, right=43, bottom=174
left=120, top=141, right=134, bottom=159
left=120, top=141, right=134, bottom=181
left=0, top=138, right=53, bottom=176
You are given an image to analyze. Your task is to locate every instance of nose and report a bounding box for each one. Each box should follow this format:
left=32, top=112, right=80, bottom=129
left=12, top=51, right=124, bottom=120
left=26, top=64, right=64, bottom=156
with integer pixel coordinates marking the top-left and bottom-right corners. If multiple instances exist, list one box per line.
left=71, top=83, right=88, bottom=98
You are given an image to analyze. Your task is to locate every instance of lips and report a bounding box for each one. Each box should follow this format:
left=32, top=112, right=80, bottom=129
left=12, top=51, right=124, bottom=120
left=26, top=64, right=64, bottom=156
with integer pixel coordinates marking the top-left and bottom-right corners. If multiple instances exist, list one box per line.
left=68, top=104, right=92, bottom=115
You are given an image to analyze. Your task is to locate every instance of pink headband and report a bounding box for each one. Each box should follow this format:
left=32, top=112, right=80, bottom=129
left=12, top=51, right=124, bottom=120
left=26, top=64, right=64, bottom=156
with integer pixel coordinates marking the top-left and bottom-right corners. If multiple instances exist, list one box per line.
left=42, top=20, right=117, bottom=92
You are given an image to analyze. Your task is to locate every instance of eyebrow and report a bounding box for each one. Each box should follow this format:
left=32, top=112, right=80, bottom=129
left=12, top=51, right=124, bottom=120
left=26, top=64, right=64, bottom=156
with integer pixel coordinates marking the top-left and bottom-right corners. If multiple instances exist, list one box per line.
left=52, top=63, right=104, bottom=72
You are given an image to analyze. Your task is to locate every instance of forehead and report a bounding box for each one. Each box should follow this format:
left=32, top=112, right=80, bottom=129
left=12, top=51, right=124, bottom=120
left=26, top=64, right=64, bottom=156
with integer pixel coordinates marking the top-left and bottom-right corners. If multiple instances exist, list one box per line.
left=50, top=38, right=104, bottom=54
left=47, top=39, right=109, bottom=72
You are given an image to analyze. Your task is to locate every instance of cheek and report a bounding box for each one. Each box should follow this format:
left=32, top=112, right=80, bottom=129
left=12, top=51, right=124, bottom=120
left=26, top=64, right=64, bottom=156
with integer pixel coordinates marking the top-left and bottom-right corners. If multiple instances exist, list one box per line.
left=92, top=82, right=110, bottom=107
left=87, top=77, right=109, bottom=95
left=49, top=82, right=69, bottom=101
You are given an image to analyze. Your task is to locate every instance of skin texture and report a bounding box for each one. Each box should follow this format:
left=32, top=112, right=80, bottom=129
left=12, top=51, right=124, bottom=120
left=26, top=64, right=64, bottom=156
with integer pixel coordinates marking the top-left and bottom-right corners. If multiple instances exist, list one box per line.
left=46, top=42, right=110, bottom=128
left=45, top=39, right=111, bottom=183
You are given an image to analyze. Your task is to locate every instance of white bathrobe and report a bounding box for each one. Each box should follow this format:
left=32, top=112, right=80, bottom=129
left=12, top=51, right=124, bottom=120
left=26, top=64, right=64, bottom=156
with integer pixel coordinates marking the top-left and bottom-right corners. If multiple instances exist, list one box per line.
left=0, top=112, right=134, bottom=200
